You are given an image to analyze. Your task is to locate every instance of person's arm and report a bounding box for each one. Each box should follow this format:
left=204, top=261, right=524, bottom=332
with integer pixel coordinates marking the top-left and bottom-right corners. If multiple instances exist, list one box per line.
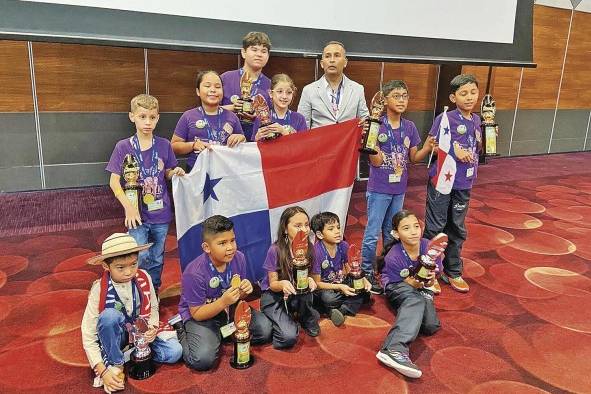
left=313, top=273, right=355, bottom=295
left=297, top=86, right=313, bottom=129
left=189, top=287, right=241, bottom=321
left=163, top=142, right=185, bottom=179
left=109, top=173, right=142, bottom=229
left=268, top=271, right=296, bottom=296
left=410, top=137, right=436, bottom=163
left=171, top=134, right=199, bottom=155
left=369, top=146, right=385, bottom=167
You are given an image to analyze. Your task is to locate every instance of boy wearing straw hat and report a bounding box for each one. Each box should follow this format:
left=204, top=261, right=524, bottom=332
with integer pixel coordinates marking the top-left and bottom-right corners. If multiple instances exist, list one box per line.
left=82, top=233, right=182, bottom=393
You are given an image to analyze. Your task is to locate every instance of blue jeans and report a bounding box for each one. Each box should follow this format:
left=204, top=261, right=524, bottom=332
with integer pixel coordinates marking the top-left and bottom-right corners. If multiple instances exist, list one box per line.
left=128, top=222, right=169, bottom=290
left=361, top=191, right=405, bottom=274
left=97, top=309, right=182, bottom=365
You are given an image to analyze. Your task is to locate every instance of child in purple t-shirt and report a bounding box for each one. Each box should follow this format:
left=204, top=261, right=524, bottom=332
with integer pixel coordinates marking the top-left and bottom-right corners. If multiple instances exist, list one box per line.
left=253, top=73, right=308, bottom=141
left=424, top=74, right=482, bottom=293
left=106, top=94, right=185, bottom=291
left=260, top=206, right=320, bottom=348
left=310, top=212, right=371, bottom=327
left=176, top=215, right=272, bottom=371
left=171, top=70, right=246, bottom=172
left=220, top=32, right=272, bottom=141
left=361, top=80, right=435, bottom=295
left=375, top=210, right=443, bottom=379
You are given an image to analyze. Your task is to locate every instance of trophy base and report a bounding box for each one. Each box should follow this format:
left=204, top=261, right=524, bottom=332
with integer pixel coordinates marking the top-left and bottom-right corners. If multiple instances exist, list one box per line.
left=230, top=354, right=255, bottom=369
left=295, top=288, right=310, bottom=295
left=358, top=147, right=378, bottom=155
left=485, top=152, right=500, bottom=157
left=128, top=356, right=155, bottom=380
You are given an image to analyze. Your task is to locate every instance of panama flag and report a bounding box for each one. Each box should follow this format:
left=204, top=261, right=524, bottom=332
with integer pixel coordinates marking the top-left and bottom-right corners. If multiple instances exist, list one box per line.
left=431, top=107, right=456, bottom=194
left=173, top=119, right=360, bottom=282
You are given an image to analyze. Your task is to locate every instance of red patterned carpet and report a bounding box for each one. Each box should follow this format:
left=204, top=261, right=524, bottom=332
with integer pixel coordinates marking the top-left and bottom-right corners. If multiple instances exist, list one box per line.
left=1, top=153, right=590, bottom=393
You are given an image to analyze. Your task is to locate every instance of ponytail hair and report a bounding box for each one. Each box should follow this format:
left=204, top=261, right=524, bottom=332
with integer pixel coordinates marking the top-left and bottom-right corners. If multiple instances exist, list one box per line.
left=375, top=209, right=417, bottom=273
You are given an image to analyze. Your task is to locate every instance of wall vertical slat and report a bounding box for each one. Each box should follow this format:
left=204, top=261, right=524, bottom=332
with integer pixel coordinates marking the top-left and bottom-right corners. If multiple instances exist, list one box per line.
left=27, top=41, right=45, bottom=189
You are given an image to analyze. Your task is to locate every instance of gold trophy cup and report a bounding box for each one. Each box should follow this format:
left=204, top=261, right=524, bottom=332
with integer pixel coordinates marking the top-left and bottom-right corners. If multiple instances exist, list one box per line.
left=360, top=91, right=386, bottom=155
left=481, top=94, right=499, bottom=156
left=122, top=154, right=142, bottom=210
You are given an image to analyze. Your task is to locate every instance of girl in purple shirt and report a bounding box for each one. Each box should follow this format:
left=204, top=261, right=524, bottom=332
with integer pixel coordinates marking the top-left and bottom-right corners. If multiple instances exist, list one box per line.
left=260, top=206, right=320, bottom=349
left=375, top=209, right=443, bottom=379
left=171, top=70, right=246, bottom=172
left=253, top=73, right=308, bottom=141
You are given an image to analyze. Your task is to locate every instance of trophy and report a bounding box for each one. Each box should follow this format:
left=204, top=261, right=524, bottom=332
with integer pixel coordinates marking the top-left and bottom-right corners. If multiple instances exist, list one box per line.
left=122, top=154, right=142, bottom=210
left=346, top=244, right=366, bottom=294
left=230, top=300, right=254, bottom=369
left=126, top=316, right=155, bottom=380
left=359, top=91, right=386, bottom=155
left=412, top=233, right=448, bottom=285
left=238, top=71, right=255, bottom=122
left=253, top=94, right=279, bottom=140
left=481, top=94, right=499, bottom=156
left=291, top=230, right=310, bottom=294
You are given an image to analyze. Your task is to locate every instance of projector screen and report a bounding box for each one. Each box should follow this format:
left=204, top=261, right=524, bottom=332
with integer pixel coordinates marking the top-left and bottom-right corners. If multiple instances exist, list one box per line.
left=1, top=0, right=534, bottom=66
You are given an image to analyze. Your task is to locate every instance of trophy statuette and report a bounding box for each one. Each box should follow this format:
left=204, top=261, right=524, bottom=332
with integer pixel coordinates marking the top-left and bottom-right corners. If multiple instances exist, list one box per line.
left=481, top=94, right=499, bottom=156
left=239, top=71, right=255, bottom=121
left=122, top=154, right=142, bottom=210
left=230, top=300, right=254, bottom=369
left=291, top=230, right=311, bottom=294
left=360, top=91, right=386, bottom=155
left=346, top=244, right=366, bottom=294
left=412, top=233, right=447, bottom=285
left=126, top=316, right=156, bottom=380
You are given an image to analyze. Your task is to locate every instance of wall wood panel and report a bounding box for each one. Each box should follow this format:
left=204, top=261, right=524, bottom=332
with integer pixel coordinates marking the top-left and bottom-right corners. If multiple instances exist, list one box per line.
left=33, top=42, right=145, bottom=112
left=518, top=5, right=571, bottom=109
left=382, top=63, right=437, bottom=112
left=558, top=10, right=591, bottom=109
left=264, top=57, right=316, bottom=111
left=148, top=49, right=238, bottom=113
left=489, top=67, right=522, bottom=110
left=0, top=40, right=33, bottom=112
left=461, top=65, right=522, bottom=110
left=344, top=61, right=382, bottom=110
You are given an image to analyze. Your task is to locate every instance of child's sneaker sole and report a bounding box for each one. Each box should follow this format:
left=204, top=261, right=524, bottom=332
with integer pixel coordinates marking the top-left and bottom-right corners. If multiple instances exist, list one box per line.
left=376, top=351, right=422, bottom=378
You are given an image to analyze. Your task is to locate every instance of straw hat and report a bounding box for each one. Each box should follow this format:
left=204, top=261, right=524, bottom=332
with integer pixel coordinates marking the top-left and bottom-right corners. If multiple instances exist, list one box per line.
left=87, top=233, right=152, bottom=265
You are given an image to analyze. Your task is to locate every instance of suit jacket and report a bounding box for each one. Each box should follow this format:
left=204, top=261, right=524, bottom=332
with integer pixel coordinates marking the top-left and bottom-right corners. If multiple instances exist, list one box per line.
left=297, top=75, right=369, bottom=129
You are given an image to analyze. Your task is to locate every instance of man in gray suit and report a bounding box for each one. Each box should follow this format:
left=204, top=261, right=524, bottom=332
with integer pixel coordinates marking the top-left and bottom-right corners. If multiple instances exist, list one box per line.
left=298, top=41, right=369, bottom=129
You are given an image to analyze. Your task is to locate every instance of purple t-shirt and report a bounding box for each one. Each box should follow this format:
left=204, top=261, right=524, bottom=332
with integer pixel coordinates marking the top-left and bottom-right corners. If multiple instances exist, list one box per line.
left=178, top=251, right=248, bottom=322
left=312, top=240, right=348, bottom=284
left=220, top=69, right=272, bottom=141
left=428, top=109, right=481, bottom=190
left=367, top=117, right=420, bottom=195
left=252, top=109, right=309, bottom=137
left=173, top=107, right=243, bottom=168
left=106, top=135, right=177, bottom=224
left=260, top=244, right=320, bottom=291
left=380, top=239, right=444, bottom=287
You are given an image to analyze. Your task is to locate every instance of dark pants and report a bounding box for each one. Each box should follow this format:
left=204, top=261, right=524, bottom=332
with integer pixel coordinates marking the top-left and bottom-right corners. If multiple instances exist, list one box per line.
left=381, top=282, right=440, bottom=354
left=424, top=181, right=471, bottom=278
left=179, top=309, right=272, bottom=371
left=260, top=290, right=320, bottom=349
left=316, top=289, right=364, bottom=316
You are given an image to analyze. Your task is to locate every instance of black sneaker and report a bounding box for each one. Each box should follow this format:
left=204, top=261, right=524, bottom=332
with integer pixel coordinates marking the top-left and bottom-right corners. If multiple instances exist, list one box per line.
left=368, top=274, right=383, bottom=295
left=376, top=350, right=422, bottom=378
left=328, top=308, right=345, bottom=327
left=303, top=325, right=320, bottom=337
